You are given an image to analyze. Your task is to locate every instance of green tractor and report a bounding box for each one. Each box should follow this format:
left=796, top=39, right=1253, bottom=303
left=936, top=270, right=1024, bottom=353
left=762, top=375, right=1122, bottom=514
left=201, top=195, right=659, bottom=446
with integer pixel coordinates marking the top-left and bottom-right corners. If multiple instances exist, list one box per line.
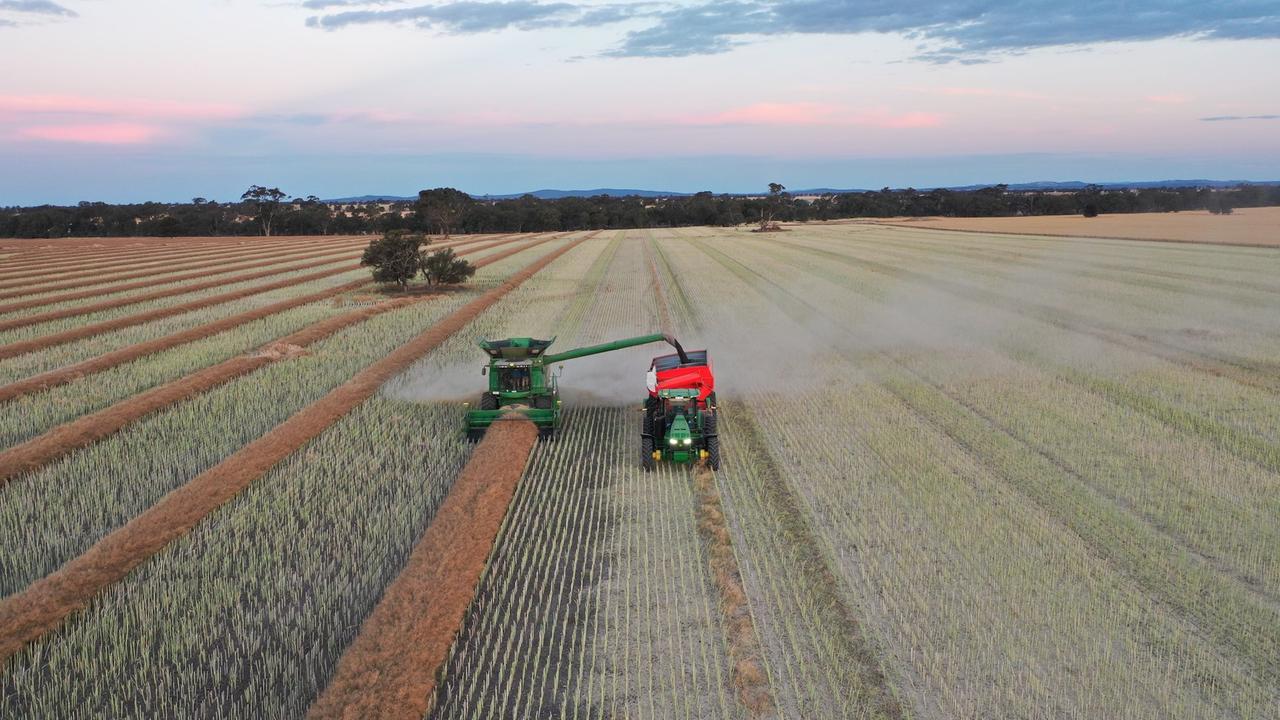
left=464, top=333, right=690, bottom=441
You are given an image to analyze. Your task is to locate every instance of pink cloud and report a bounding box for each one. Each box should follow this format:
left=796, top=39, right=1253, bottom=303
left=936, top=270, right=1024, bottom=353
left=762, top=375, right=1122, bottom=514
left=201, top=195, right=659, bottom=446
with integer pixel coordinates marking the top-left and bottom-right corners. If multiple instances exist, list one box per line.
left=0, top=95, right=242, bottom=120
left=935, top=86, right=1049, bottom=101
left=19, top=123, right=162, bottom=144
left=1145, top=93, right=1191, bottom=104
left=681, top=102, right=943, bottom=128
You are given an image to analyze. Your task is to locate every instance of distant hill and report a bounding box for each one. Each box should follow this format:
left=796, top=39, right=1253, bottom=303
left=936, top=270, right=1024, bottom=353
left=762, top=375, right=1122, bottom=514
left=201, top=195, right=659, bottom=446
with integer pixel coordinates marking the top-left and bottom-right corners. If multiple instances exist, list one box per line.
left=325, top=180, right=1280, bottom=203
left=476, top=188, right=690, bottom=200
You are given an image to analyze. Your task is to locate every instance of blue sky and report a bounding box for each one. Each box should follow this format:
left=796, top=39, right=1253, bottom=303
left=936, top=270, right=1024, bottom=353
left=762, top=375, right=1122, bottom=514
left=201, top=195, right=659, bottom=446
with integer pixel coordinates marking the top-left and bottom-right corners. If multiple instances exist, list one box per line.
left=1, top=0, right=1278, bottom=203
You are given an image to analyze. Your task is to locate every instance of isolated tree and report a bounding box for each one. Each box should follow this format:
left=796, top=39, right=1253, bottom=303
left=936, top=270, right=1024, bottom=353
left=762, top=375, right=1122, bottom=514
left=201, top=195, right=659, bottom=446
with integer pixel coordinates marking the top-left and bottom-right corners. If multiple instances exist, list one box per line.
left=1082, top=203, right=1099, bottom=218
left=240, top=185, right=288, bottom=236
left=417, top=187, right=473, bottom=237
left=361, top=230, right=427, bottom=290
left=759, top=182, right=789, bottom=230
left=420, top=247, right=477, bottom=285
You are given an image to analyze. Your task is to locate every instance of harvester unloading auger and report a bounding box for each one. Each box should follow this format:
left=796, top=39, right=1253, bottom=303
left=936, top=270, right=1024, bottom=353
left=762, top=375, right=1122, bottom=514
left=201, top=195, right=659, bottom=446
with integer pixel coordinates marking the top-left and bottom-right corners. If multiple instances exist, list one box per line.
left=464, top=333, right=720, bottom=470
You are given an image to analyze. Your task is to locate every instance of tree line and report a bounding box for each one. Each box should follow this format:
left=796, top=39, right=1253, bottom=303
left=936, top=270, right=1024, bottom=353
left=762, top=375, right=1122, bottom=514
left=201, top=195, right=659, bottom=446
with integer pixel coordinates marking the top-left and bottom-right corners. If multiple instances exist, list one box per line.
left=1, top=183, right=1276, bottom=238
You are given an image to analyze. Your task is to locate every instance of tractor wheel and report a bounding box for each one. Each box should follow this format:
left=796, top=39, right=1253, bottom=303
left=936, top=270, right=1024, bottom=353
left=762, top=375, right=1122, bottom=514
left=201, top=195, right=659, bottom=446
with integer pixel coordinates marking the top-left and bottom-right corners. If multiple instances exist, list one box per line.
left=702, top=412, right=720, bottom=470
left=706, top=434, right=721, bottom=471
left=480, top=393, right=498, bottom=410
left=642, top=410, right=655, bottom=437
left=641, top=436, right=655, bottom=472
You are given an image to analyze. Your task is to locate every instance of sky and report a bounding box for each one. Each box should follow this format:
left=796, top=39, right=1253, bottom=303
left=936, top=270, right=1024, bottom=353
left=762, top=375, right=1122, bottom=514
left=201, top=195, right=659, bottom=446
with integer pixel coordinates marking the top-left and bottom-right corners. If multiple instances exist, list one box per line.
left=1, top=0, right=1278, bottom=204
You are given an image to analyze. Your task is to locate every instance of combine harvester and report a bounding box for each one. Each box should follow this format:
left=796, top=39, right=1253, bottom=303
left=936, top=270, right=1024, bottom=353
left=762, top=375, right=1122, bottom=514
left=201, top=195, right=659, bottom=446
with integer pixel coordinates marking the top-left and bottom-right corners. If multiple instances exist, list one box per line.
left=464, top=333, right=720, bottom=469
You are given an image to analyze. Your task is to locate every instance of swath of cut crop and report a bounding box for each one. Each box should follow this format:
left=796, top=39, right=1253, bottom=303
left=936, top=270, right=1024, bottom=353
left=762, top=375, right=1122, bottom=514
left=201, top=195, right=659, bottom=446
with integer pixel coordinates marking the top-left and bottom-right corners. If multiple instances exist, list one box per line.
left=0, top=254, right=366, bottom=332
left=307, top=418, right=539, bottom=720
left=0, top=234, right=366, bottom=284
left=0, top=235, right=362, bottom=283
left=0, top=294, right=432, bottom=483
left=0, top=235, right=532, bottom=403
left=0, top=233, right=549, bottom=476
left=0, top=279, right=367, bottom=403
left=0, top=265, right=360, bottom=360
left=692, top=462, right=777, bottom=718
left=0, top=234, right=585, bottom=667
left=0, top=236, right=367, bottom=299
left=0, top=246, right=363, bottom=312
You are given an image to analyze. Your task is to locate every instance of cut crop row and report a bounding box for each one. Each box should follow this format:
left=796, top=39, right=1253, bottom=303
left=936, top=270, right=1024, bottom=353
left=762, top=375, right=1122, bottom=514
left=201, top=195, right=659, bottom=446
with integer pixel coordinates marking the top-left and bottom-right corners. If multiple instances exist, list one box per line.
left=0, top=235, right=592, bottom=717
left=0, top=234, right=539, bottom=440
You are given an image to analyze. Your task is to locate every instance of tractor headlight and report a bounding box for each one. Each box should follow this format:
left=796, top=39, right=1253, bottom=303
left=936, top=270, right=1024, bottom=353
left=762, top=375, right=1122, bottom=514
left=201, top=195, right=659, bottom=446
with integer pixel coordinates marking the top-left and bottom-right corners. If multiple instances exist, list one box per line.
left=683, top=438, right=692, bottom=445
left=669, top=438, right=678, bottom=446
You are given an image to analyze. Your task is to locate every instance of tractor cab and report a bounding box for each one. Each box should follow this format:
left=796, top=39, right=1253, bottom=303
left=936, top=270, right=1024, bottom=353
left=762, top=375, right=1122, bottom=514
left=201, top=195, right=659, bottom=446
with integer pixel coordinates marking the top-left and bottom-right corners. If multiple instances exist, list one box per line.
left=642, top=351, right=719, bottom=470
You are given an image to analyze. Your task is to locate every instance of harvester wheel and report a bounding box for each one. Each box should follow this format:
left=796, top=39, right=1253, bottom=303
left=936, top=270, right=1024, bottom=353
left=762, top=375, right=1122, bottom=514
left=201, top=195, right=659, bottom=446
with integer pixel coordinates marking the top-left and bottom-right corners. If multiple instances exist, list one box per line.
left=480, top=393, right=498, bottom=410
left=641, top=436, right=655, bottom=471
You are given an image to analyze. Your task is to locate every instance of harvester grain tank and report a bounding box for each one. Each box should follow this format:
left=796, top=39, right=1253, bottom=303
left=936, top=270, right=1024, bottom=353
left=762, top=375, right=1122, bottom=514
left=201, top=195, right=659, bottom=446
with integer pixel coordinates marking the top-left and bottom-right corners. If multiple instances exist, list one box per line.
left=464, top=333, right=720, bottom=470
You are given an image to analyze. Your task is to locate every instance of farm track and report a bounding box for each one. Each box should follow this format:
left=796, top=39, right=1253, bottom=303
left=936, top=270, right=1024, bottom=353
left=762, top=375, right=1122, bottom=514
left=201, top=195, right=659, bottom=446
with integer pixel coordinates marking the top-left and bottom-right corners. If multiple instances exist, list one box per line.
left=0, top=235, right=367, bottom=281
left=0, top=235, right=532, bottom=404
left=0, top=234, right=553, bottom=477
left=686, top=235, right=1280, bottom=680
left=308, top=419, right=539, bottom=720
left=0, top=233, right=588, bottom=668
left=0, top=235, right=370, bottom=298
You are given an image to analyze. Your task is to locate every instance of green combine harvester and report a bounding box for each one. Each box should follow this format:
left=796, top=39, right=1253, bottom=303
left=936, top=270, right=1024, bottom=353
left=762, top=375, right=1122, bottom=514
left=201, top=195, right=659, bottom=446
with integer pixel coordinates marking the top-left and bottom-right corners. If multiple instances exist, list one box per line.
left=464, top=333, right=720, bottom=469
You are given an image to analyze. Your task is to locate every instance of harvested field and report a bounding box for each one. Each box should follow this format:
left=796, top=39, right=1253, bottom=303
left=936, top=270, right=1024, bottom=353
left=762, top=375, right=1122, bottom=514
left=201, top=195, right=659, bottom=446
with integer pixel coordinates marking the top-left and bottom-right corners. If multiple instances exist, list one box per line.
left=876, top=205, right=1280, bottom=245
left=0, top=237, right=366, bottom=299
left=0, top=235, right=367, bottom=282
left=0, top=234, right=585, bottom=664
left=0, top=265, right=366, bottom=358
left=308, top=418, right=539, bottom=720
left=1, top=224, right=1277, bottom=720
left=0, top=235, right=525, bottom=405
